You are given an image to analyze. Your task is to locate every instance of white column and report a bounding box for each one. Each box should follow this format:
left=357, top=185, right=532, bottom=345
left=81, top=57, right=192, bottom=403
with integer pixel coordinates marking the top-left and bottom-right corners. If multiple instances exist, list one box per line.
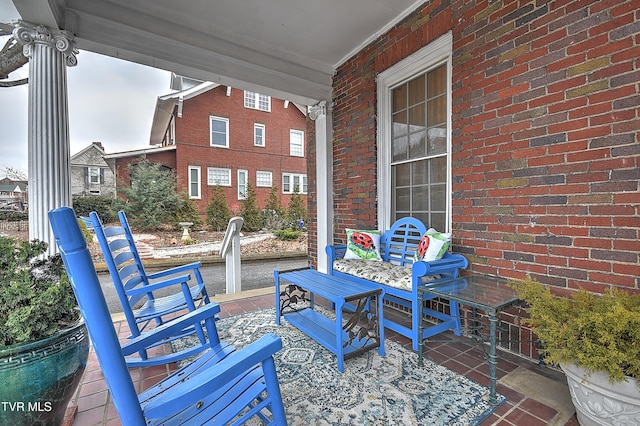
left=14, top=21, right=77, bottom=255
left=309, top=102, right=333, bottom=273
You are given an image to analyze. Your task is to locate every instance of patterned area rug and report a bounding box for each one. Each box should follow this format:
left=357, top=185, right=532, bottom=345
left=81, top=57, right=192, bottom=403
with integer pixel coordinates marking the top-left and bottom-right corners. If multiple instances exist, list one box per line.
left=174, top=307, right=505, bottom=425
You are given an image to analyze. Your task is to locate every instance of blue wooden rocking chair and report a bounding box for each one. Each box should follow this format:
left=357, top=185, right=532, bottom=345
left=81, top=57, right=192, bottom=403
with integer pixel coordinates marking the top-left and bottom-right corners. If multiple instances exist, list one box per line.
left=50, top=206, right=288, bottom=425
left=90, top=210, right=213, bottom=367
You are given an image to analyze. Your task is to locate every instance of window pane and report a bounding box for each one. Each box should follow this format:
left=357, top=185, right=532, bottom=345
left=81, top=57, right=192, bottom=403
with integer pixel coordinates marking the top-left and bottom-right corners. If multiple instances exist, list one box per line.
left=408, top=132, right=426, bottom=160
left=413, top=160, right=428, bottom=185
left=430, top=156, right=447, bottom=183
left=395, top=187, right=410, bottom=211
left=408, top=75, right=425, bottom=106
left=393, top=85, right=406, bottom=112
left=412, top=185, right=429, bottom=210
left=394, top=162, right=411, bottom=186
left=392, top=110, right=407, bottom=137
left=427, top=65, right=446, bottom=97
left=431, top=183, right=446, bottom=211
left=427, top=95, right=446, bottom=127
left=428, top=126, right=447, bottom=155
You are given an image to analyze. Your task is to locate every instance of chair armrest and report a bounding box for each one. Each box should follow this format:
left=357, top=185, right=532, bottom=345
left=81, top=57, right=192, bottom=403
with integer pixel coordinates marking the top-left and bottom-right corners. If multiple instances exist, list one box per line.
left=326, top=244, right=347, bottom=260
left=146, top=261, right=202, bottom=280
left=412, top=253, right=469, bottom=278
left=125, top=274, right=192, bottom=295
left=143, top=333, right=283, bottom=419
left=121, top=302, right=221, bottom=355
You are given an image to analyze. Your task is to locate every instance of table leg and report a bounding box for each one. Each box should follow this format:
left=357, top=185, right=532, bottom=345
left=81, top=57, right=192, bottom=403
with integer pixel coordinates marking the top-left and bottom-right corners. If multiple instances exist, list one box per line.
left=418, top=294, right=424, bottom=366
left=488, top=310, right=498, bottom=405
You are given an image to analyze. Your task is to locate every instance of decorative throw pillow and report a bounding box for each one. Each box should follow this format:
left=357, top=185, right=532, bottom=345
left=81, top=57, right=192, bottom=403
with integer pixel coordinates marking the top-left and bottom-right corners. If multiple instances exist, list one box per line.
left=413, top=230, right=451, bottom=262
left=344, top=229, right=382, bottom=261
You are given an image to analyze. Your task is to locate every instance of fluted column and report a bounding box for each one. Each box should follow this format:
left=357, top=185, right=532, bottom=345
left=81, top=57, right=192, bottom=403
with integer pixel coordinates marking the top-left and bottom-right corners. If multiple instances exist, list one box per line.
left=14, top=21, right=78, bottom=255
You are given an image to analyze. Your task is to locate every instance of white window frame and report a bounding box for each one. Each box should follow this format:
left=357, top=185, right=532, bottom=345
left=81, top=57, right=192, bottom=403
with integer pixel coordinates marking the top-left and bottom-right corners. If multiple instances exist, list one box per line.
left=210, top=115, right=229, bottom=148
left=188, top=166, right=201, bottom=199
left=244, top=91, right=271, bottom=112
left=256, top=171, right=272, bottom=187
left=238, top=169, right=248, bottom=200
left=207, top=167, right=231, bottom=186
left=290, top=129, right=304, bottom=157
left=376, top=31, right=453, bottom=232
left=254, top=123, right=265, bottom=147
left=88, top=167, right=100, bottom=184
left=282, top=173, right=308, bottom=194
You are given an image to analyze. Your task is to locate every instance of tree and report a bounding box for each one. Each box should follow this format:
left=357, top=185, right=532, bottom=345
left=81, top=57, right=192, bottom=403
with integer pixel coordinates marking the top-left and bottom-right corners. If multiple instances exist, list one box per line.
left=117, top=160, right=181, bottom=231
left=239, top=183, right=262, bottom=232
left=206, top=185, right=231, bottom=231
left=287, top=186, right=307, bottom=229
left=1, top=166, right=27, bottom=181
left=175, top=196, right=203, bottom=229
left=0, top=24, right=28, bottom=88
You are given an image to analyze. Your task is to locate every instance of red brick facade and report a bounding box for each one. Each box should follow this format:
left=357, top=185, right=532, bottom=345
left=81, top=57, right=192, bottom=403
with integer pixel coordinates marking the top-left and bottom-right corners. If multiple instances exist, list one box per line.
left=173, top=86, right=307, bottom=215
left=319, top=1, right=639, bottom=359
left=116, top=86, right=307, bottom=218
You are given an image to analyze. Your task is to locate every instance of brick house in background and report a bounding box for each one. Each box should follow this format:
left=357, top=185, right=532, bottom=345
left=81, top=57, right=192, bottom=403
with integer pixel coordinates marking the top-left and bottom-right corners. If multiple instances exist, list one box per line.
left=312, top=1, right=640, bottom=362
left=111, top=76, right=308, bottom=218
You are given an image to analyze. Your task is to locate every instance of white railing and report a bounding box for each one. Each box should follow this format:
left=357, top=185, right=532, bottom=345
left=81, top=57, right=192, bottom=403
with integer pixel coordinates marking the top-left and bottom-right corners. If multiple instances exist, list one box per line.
left=220, top=217, right=244, bottom=294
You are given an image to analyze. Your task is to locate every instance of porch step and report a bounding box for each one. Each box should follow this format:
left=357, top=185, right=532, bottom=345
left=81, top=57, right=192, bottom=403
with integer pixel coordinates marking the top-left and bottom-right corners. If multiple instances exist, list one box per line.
left=135, top=241, right=155, bottom=259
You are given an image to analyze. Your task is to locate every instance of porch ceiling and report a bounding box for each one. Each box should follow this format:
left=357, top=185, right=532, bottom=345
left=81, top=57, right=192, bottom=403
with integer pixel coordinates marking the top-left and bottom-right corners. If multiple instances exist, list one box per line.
left=11, top=0, right=423, bottom=105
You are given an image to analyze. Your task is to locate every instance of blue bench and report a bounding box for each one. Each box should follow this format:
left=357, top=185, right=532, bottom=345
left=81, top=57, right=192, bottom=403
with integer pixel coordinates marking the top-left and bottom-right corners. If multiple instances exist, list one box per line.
left=274, top=268, right=384, bottom=373
left=326, top=217, right=469, bottom=351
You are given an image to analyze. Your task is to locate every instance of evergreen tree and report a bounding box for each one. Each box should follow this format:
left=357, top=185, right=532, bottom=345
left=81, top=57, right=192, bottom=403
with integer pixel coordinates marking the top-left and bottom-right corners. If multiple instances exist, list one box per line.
left=287, top=186, right=307, bottom=229
left=240, top=183, right=263, bottom=232
left=117, top=160, right=181, bottom=230
left=206, top=185, right=231, bottom=231
left=175, top=196, right=203, bottom=229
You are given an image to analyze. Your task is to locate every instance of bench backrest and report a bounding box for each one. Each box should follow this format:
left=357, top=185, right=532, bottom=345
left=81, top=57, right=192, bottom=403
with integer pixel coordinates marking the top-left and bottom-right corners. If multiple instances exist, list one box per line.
left=380, top=217, right=427, bottom=266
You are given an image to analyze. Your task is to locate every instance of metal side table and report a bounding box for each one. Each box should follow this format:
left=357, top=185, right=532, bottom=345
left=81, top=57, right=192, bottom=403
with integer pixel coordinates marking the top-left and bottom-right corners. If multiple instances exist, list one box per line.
left=417, top=274, right=522, bottom=405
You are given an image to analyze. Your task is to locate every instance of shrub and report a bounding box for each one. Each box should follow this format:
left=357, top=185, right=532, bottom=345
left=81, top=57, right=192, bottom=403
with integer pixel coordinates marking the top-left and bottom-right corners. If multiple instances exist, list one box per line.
left=273, top=229, right=301, bottom=241
left=515, top=278, right=640, bottom=384
left=240, top=183, right=262, bottom=232
left=286, top=187, right=307, bottom=228
left=175, top=197, right=203, bottom=229
left=118, top=160, right=182, bottom=230
left=206, top=185, right=231, bottom=231
left=72, top=195, right=118, bottom=223
left=0, top=237, right=78, bottom=346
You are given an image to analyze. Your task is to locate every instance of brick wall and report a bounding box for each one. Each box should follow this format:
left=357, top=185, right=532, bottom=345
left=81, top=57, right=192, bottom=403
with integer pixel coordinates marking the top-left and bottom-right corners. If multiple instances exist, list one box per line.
left=172, top=86, right=307, bottom=216
left=325, top=0, right=639, bottom=360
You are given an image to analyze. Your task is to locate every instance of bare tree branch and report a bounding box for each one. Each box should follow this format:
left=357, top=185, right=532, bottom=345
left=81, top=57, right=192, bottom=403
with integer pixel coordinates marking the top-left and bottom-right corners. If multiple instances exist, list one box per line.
left=0, top=36, right=28, bottom=80
left=0, top=78, right=27, bottom=87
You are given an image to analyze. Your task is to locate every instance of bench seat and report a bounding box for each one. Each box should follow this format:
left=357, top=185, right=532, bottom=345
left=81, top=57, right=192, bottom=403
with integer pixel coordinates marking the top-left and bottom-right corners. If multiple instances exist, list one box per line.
left=327, top=217, right=469, bottom=351
left=333, top=259, right=439, bottom=291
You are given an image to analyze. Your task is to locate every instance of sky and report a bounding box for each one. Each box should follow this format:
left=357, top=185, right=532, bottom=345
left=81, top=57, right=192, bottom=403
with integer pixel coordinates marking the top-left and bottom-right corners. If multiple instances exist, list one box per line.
left=0, top=0, right=172, bottom=177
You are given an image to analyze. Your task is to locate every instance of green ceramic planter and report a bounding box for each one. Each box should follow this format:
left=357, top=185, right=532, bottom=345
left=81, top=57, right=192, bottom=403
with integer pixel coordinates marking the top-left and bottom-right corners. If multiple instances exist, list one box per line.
left=0, top=320, right=89, bottom=426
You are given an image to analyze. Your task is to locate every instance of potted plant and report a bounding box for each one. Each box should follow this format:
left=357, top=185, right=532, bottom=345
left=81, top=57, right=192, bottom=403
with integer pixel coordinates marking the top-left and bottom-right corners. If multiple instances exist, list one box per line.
left=516, top=278, right=640, bottom=426
left=0, top=236, right=88, bottom=426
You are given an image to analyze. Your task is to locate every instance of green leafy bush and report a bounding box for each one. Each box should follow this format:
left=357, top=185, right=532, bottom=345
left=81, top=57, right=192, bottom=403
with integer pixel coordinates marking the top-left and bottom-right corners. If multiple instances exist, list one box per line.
left=72, top=195, right=118, bottom=223
left=515, top=278, right=640, bottom=384
left=273, top=229, right=301, bottom=241
left=0, top=237, right=78, bottom=347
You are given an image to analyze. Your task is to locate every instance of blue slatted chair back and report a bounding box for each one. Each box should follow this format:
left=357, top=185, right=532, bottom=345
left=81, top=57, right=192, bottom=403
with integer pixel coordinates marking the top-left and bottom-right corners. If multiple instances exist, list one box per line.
left=49, top=206, right=288, bottom=425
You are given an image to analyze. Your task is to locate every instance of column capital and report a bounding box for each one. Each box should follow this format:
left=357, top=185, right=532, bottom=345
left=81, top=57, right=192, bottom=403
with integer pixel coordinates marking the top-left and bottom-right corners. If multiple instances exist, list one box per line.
left=13, top=20, right=78, bottom=67
left=308, top=101, right=327, bottom=121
